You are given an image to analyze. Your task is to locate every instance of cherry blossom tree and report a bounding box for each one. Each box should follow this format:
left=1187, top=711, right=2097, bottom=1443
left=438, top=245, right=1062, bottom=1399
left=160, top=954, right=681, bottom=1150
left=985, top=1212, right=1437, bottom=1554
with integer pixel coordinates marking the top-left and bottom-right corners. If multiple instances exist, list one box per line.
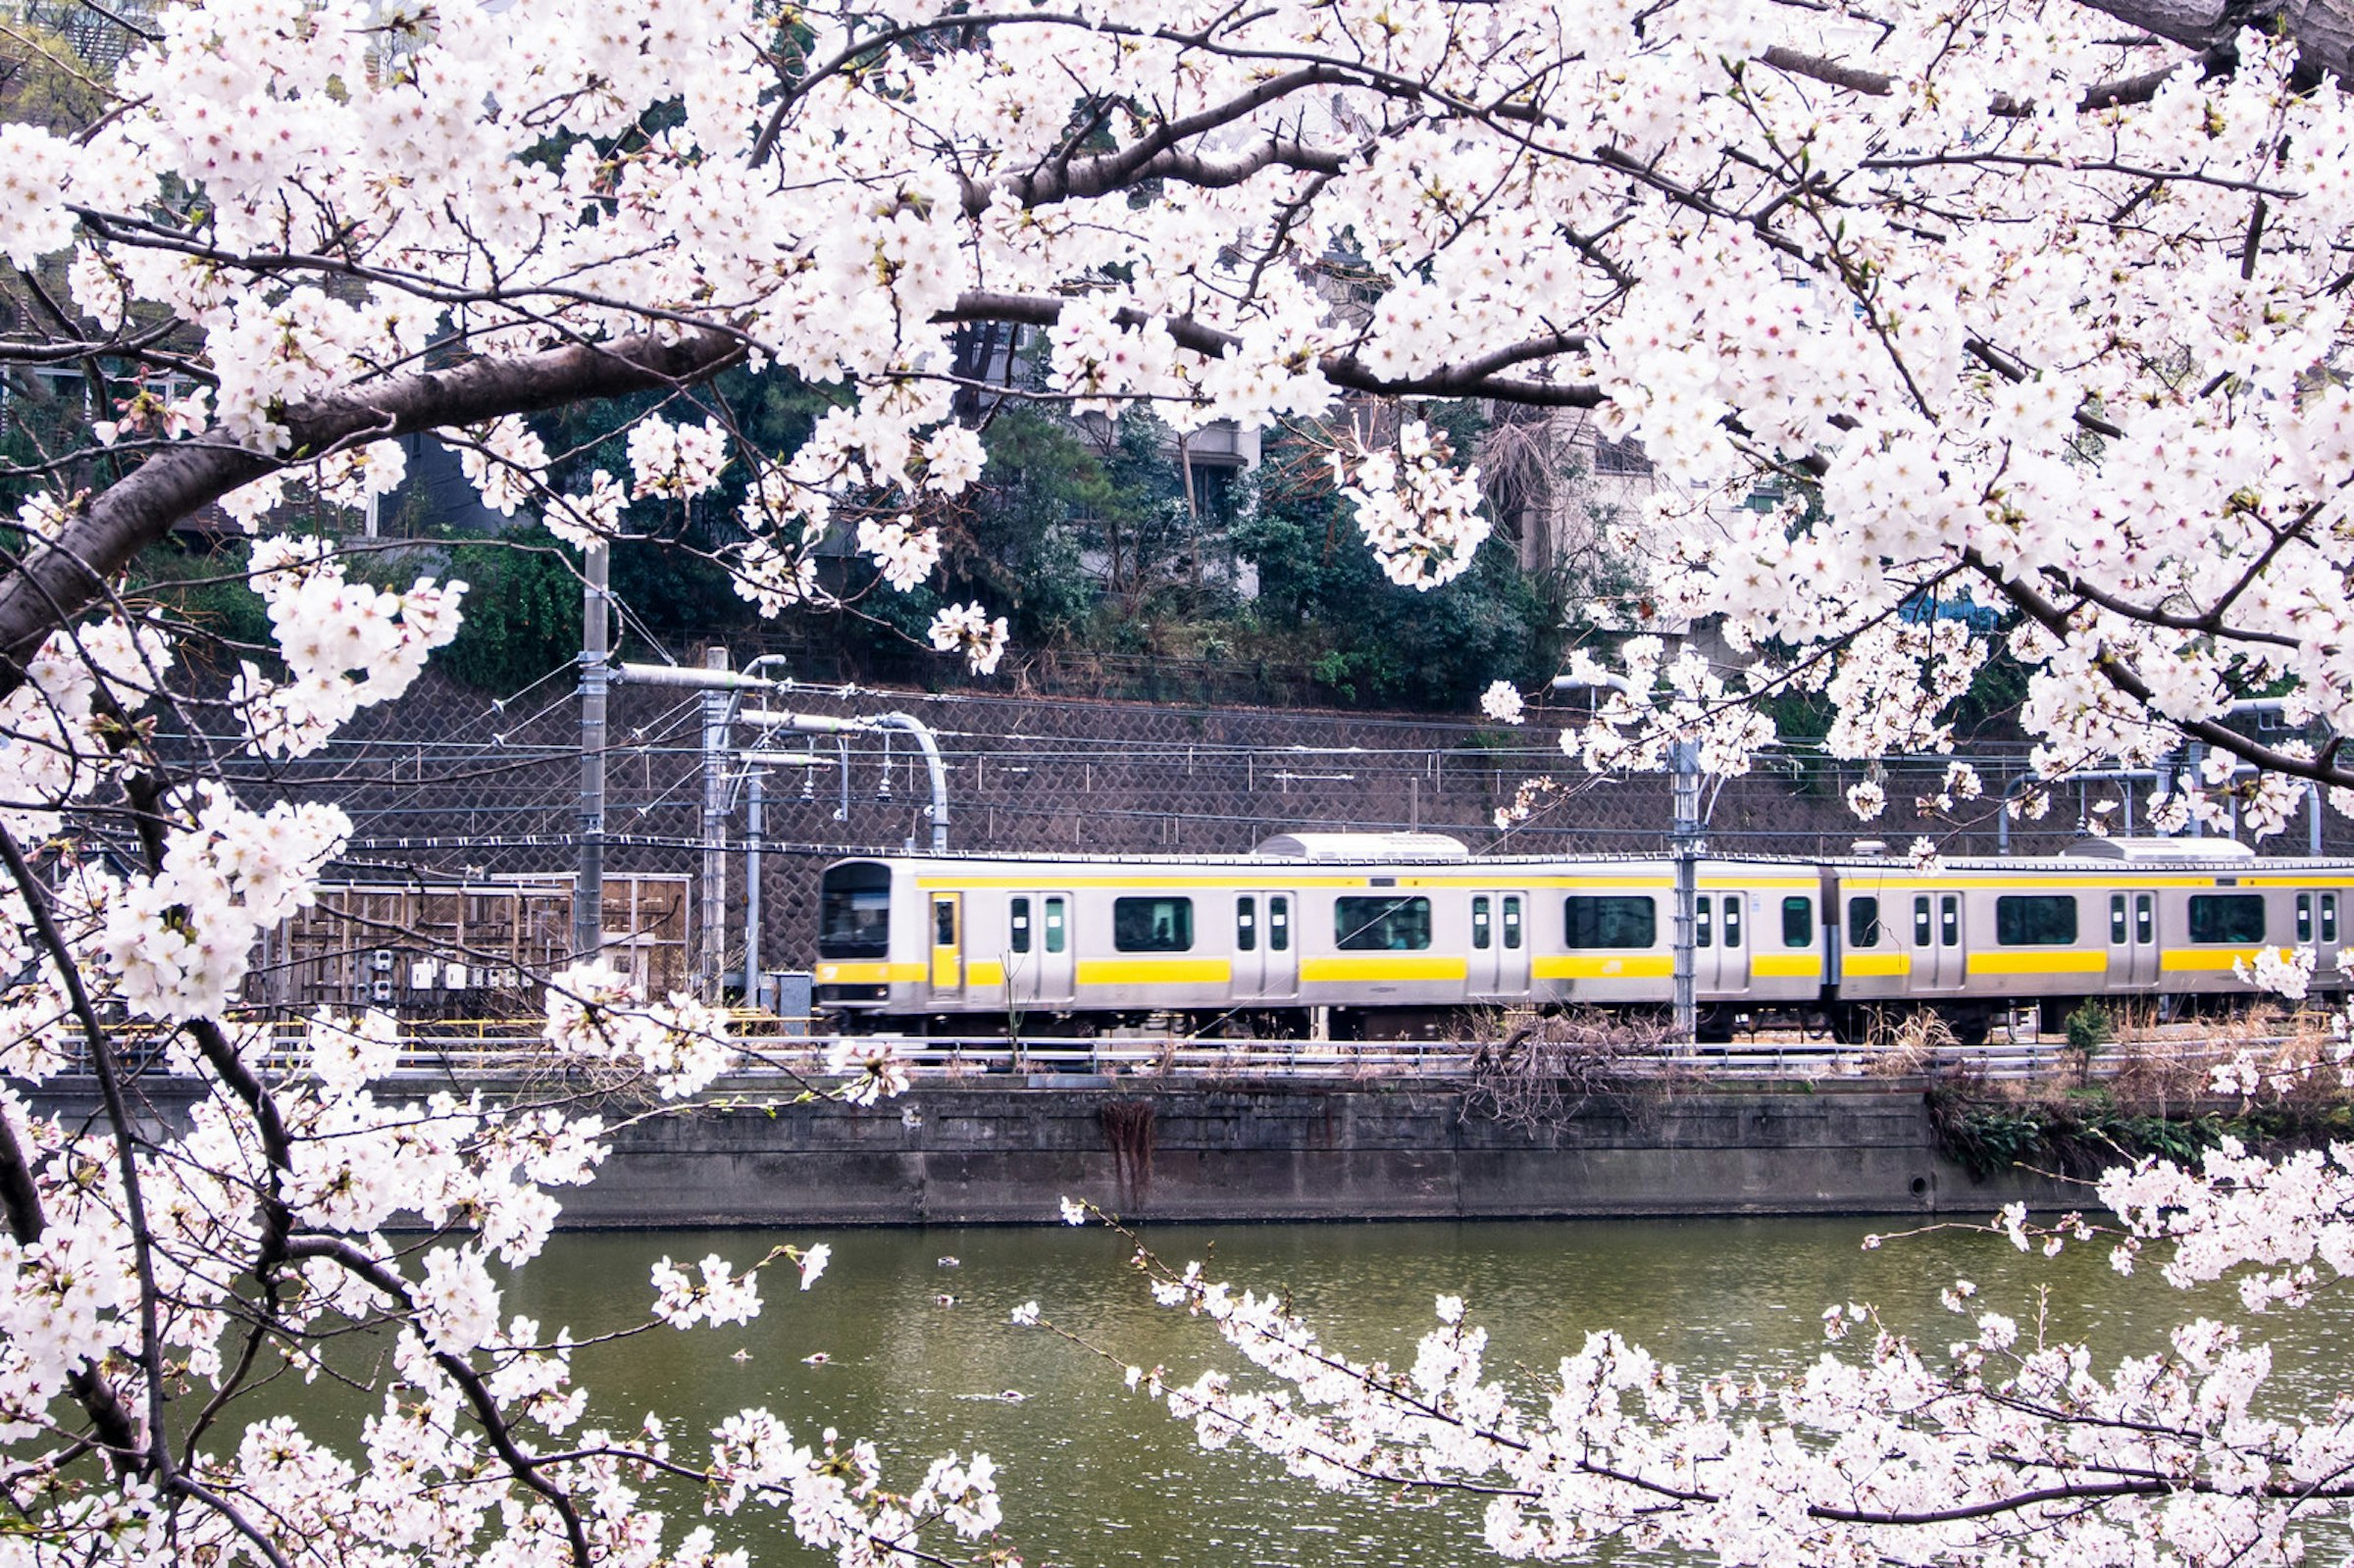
left=4, top=0, right=2354, bottom=1563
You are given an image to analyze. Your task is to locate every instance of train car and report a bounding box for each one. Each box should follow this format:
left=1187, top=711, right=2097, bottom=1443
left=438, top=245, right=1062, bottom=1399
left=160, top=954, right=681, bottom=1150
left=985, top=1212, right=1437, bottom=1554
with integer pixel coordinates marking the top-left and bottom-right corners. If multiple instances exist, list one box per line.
left=814, top=831, right=2354, bottom=1041
left=813, top=833, right=1827, bottom=1037
left=1824, top=837, right=2354, bottom=1041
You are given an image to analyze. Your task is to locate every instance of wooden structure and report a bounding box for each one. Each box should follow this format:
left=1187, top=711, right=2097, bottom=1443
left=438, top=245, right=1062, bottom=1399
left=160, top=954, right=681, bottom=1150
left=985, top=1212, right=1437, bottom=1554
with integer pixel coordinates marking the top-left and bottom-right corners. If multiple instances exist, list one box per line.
left=246, top=874, right=691, bottom=1014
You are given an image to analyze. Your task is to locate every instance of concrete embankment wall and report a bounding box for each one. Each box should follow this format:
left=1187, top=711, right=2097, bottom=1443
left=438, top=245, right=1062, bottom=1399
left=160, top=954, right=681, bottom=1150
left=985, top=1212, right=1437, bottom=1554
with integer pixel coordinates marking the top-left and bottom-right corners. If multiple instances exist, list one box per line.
left=570, top=1081, right=2067, bottom=1226
left=62, top=1077, right=2068, bottom=1227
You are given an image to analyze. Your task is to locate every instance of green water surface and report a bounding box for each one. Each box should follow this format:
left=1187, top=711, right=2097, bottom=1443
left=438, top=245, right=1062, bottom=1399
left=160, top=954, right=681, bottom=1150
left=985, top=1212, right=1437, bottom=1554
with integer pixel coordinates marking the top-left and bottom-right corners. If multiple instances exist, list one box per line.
left=448, top=1215, right=2354, bottom=1567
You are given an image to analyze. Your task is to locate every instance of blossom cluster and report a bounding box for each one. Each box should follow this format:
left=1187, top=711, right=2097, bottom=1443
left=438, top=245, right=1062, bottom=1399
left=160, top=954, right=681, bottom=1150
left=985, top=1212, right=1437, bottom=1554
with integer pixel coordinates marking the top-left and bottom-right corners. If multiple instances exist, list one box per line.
left=1339, top=422, right=1492, bottom=590
left=231, top=536, right=466, bottom=758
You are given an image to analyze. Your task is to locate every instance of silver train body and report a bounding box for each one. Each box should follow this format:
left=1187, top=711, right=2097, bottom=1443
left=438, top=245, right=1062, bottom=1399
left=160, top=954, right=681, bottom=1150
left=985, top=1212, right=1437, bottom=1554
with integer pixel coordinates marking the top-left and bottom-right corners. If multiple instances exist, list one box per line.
left=810, top=833, right=2354, bottom=1038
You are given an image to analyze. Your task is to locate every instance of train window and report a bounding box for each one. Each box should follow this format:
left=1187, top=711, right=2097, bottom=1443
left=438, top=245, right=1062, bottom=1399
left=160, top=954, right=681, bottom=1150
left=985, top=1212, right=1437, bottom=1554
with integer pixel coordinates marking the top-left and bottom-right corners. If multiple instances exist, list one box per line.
left=1471, top=896, right=1492, bottom=951
left=1504, top=897, right=1523, bottom=949
left=1269, top=896, right=1291, bottom=951
left=1237, top=897, right=1257, bottom=953
left=1996, top=895, right=2077, bottom=946
left=934, top=900, right=957, bottom=946
left=1781, top=896, right=1812, bottom=947
left=1696, top=897, right=1713, bottom=949
left=1940, top=894, right=1960, bottom=947
left=2110, top=894, right=2127, bottom=944
left=817, top=862, right=893, bottom=958
left=2134, top=893, right=2153, bottom=944
left=1564, top=895, right=1656, bottom=948
left=1848, top=897, right=1879, bottom=948
left=1914, top=896, right=1932, bottom=945
left=1045, top=897, right=1067, bottom=954
left=2326, top=894, right=2339, bottom=944
left=2299, top=893, right=2314, bottom=944
left=1337, top=896, right=1432, bottom=951
left=2187, top=894, right=2266, bottom=944
left=1723, top=898, right=1741, bottom=947
left=1011, top=897, right=1032, bottom=955
left=1113, top=896, right=1194, bottom=952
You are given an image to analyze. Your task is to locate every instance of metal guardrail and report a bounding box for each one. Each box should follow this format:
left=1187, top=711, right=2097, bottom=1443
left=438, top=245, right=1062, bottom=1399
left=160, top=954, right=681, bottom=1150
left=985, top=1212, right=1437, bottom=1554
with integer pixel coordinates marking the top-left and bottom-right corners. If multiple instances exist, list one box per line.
left=137, top=1016, right=2291, bottom=1087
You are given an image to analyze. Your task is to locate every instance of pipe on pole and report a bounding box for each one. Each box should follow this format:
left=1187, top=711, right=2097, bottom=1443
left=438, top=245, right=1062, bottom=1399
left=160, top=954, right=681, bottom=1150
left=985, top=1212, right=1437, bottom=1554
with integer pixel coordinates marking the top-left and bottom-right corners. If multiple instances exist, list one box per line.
left=571, top=542, right=610, bottom=962
left=745, top=709, right=950, bottom=853
left=1997, top=766, right=2168, bottom=853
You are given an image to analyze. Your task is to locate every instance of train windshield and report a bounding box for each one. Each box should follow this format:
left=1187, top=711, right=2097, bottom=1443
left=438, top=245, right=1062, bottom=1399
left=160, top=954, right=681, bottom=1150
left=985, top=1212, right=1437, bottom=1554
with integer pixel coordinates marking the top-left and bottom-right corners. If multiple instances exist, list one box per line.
left=818, top=863, right=892, bottom=957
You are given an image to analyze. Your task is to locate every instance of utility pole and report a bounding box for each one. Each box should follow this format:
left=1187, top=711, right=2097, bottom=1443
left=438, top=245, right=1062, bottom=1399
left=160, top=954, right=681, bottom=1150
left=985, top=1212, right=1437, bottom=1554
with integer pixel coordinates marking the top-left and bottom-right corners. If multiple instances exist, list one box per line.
left=571, top=542, right=609, bottom=961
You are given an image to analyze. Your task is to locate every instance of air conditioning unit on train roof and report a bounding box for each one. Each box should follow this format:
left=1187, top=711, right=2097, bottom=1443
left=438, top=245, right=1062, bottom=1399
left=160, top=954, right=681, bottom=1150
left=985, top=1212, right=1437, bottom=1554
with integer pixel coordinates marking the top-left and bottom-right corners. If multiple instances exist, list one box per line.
left=2059, top=836, right=2257, bottom=861
left=1252, top=831, right=1470, bottom=861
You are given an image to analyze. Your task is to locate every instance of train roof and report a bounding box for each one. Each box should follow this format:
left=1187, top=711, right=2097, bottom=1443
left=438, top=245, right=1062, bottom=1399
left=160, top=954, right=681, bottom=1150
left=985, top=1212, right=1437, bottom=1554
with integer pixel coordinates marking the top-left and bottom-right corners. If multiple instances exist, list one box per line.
left=1252, top=831, right=1471, bottom=860
left=821, top=840, right=2354, bottom=875
left=2051, top=836, right=2256, bottom=862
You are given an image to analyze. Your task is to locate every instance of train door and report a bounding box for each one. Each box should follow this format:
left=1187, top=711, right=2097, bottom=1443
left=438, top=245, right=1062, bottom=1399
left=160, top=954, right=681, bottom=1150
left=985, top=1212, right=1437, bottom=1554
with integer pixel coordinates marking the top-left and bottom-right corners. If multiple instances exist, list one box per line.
left=1008, top=892, right=1074, bottom=1005
left=1236, top=891, right=1298, bottom=1001
left=2326, top=892, right=2343, bottom=983
left=1912, top=891, right=1964, bottom=990
left=1693, top=892, right=1749, bottom=992
left=1469, top=890, right=1530, bottom=998
left=929, top=892, right=964, bottom=999
left=2110, top=890, right=2159, bottom=990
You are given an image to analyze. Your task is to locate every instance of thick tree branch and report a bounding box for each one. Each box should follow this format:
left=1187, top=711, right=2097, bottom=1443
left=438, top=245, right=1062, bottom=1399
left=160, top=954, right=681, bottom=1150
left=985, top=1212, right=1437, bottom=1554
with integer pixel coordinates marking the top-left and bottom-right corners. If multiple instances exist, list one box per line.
left=936, top=292, right=1600, bottom=407
left=0, top=329, right=746, bottom=701
left=1968, top=546, right=2352, bottom=788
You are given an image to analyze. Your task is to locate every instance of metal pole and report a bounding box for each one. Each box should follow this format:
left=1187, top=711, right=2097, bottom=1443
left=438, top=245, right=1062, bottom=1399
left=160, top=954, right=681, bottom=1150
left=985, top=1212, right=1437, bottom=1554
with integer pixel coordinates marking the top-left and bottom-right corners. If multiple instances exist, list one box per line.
left=743, top=768, right=765, bottom=1010
left=571, top=542, right=609, bottom=961
left=1670, top=739, right=1700, bottom=1043
left=699, top=646, right=732, bottom=1002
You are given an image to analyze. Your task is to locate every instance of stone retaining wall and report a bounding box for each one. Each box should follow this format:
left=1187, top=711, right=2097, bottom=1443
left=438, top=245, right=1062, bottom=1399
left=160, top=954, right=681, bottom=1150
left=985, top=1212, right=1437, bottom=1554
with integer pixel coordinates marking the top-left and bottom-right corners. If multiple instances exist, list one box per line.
left=53, top=1078, right=2071, bottom=1227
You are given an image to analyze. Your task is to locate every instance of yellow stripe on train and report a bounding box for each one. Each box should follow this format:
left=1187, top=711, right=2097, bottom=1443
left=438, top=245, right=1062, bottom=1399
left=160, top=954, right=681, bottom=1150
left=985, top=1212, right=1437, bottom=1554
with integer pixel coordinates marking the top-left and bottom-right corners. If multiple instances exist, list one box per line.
left=815, top=960, right=927, bottom=984
left=2160, top=947, right=2264, bottom=973
left=1299, top=955, right=1469, bottom=984
left=1967, top=950, right=2108, bottom=977
left=1532, top=954, right=1676, bottom=981
left=1075, top=957, right=1234, bottom=986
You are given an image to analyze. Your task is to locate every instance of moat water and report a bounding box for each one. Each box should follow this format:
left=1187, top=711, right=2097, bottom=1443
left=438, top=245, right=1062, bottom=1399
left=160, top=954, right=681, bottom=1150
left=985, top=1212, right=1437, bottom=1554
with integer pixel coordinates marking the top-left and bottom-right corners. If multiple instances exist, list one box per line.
left=431, top=1214, right=2354, bottom=1566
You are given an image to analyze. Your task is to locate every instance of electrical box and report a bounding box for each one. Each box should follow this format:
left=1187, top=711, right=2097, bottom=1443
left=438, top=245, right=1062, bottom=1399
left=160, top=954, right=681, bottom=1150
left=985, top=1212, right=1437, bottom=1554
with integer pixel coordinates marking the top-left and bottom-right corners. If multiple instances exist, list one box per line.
left=371, top=949, right=395, bottom=973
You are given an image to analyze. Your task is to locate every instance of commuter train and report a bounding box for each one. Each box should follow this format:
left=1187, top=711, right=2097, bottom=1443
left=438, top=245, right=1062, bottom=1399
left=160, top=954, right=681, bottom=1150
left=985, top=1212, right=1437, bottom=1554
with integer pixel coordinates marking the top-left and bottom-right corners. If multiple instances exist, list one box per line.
left=811, top=832, right=2354, bottom=1041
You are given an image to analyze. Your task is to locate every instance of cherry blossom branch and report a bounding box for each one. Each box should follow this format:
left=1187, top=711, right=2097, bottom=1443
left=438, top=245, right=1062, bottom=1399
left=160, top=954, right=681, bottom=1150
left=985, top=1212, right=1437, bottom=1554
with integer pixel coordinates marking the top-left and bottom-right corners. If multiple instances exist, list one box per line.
left=1969, top=546, right=2354, bottom=788
left=280, top=1234, right=596, bottom=1568
left=0, top=326, right=745, bottom=696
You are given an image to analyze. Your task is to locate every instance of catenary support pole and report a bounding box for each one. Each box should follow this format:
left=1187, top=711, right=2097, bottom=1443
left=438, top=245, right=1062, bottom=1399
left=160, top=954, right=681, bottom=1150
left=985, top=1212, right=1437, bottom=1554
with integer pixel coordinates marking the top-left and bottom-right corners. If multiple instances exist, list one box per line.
left=1553, top=672, right=1702, bottom=1043
left=699, top=646, right=733, bottom=1002
left=1670, top=739, right=1700, bottom=1044
left=571, top=542, right=609, bottom=961
left=743, top=767, right=765, bottom=1010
